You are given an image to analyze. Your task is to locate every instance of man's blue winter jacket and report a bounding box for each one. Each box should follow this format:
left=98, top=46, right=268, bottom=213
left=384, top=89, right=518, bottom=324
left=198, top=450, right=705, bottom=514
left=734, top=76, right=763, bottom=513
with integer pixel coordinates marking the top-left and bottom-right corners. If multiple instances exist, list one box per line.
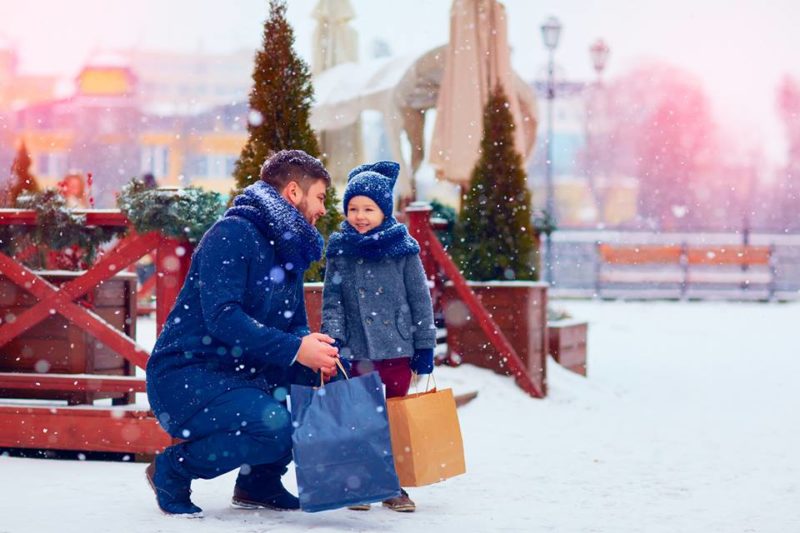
left=146, top=182, right=322, bottom=433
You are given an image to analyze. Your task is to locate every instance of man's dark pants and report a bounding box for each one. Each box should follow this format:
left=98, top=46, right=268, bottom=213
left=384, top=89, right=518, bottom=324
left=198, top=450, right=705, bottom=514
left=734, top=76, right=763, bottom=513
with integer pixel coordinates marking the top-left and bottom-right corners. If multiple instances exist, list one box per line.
left=158, top=388, right=293, bottom=491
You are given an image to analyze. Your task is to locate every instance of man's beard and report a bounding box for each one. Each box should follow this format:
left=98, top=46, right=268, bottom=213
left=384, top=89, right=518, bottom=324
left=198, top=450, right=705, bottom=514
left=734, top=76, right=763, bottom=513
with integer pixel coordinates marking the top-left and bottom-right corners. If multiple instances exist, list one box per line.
left=297, top=197, right=317, bottom=226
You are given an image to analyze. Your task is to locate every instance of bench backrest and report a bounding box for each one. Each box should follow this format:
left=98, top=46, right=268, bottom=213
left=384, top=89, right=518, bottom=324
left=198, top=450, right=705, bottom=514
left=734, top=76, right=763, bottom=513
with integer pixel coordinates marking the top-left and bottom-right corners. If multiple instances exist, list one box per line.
left=599, top=243, right=772, bottom=266
left=598, top=244, right=683, bottom=265
left=686, top=246, right=771, bottom=266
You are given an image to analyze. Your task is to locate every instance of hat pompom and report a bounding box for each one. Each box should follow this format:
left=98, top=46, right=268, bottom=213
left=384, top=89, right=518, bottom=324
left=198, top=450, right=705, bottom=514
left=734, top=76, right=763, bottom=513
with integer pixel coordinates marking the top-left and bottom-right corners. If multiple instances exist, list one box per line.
left=347, top=161, right=400, bottom=184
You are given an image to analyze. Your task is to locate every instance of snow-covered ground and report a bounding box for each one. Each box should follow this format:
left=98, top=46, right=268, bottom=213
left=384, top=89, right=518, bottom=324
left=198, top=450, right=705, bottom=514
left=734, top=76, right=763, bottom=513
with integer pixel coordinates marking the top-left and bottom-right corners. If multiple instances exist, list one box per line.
left=1, top=300, right=799, bottom=532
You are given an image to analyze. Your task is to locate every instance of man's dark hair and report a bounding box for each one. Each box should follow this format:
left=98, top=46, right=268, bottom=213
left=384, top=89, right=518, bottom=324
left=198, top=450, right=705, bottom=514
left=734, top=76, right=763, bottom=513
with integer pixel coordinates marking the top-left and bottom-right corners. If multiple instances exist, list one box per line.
left=260, top=150, right=330, bottom=191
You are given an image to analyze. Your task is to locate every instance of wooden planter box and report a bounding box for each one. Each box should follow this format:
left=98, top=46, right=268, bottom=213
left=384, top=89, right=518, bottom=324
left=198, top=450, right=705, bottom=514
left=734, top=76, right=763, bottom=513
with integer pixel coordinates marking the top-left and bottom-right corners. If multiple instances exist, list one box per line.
left=304, top=282, right=323, bottom=333
left=442, top=281, right=548, bottom=395
left=548, top=320, right=588, bottom=376
left=0, top=271, right=137, bottom=405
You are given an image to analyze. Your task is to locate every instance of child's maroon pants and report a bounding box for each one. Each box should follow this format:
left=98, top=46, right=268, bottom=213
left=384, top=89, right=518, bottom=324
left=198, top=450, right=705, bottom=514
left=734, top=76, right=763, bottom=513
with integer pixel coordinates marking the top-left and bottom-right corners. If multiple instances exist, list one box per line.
left=349, top=357, right=411, bottom=399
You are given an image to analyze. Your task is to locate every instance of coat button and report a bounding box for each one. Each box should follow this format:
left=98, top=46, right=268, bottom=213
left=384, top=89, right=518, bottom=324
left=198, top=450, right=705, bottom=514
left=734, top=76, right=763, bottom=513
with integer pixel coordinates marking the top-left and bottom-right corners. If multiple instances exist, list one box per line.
left=365, top=317, right=373, bottom=325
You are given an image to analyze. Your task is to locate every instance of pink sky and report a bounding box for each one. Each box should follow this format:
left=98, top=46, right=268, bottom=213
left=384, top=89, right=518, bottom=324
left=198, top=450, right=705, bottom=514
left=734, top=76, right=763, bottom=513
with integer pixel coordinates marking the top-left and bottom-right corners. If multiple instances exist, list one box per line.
left=1, top=0, right=796, bottom=167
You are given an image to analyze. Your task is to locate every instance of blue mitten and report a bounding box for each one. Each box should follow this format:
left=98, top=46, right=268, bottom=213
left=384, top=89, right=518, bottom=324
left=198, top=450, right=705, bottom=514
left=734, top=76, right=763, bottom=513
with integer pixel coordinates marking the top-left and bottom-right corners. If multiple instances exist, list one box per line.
left=409, top=348, right=434, bottom=375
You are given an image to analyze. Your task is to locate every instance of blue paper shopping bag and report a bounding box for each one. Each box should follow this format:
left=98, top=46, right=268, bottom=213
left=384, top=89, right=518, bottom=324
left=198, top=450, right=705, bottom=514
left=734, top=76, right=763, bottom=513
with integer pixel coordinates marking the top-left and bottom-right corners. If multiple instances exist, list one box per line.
left=290, top=371, right=401, bottom=512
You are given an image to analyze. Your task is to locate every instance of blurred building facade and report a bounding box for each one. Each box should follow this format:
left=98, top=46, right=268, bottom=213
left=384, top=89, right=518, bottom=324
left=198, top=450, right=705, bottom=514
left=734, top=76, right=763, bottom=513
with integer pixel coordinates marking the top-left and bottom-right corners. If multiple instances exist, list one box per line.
left=527, top=79, right=638, bottom=229
left=128, top=49, right=253, bottom=116
left=0, top=45, right=252, bottom=205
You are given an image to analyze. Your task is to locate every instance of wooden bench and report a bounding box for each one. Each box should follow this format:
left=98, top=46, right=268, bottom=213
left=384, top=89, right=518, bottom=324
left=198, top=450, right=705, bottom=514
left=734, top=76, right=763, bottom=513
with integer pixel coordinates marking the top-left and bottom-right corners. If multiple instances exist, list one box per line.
left=596, top=243, right=776, bottom=299
left=0, top=373, right=146, bottom=395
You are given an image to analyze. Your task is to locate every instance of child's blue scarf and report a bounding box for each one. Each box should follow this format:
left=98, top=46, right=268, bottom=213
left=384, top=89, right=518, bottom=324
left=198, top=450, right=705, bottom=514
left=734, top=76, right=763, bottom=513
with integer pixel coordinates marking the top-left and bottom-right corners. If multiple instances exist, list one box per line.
left=326, top=217, right=420, bottom=260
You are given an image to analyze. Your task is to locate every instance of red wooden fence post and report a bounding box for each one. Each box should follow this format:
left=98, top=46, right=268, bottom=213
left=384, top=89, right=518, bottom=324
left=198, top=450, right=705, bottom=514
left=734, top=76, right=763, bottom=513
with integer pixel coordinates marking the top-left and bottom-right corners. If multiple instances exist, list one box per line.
left=406, top=203, right=437, bottom=281
left=155, top=237, right=193, bottom=335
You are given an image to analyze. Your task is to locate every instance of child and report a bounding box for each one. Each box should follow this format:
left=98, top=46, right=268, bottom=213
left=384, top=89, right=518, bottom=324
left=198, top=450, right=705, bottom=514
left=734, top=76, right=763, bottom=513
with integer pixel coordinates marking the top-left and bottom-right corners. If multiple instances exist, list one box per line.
left=322, top=161, right=436, bottom=513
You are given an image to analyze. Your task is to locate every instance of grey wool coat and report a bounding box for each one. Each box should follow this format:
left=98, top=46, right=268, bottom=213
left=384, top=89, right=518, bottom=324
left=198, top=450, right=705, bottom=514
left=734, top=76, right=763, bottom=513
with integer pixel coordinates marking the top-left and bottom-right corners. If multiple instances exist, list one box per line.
left=322, top=253, right=436, bottom=361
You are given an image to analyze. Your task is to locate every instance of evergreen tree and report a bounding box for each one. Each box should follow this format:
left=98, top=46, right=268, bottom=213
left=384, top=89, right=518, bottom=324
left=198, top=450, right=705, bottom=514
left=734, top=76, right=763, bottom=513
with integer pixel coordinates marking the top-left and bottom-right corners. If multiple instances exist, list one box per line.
left=233, top=0, right=320, bottom=191
left=454, top=86, right=536, bottom=281
left=6, top=142, right=40, bottom=206
left=430, top=199, right=457, bottom=250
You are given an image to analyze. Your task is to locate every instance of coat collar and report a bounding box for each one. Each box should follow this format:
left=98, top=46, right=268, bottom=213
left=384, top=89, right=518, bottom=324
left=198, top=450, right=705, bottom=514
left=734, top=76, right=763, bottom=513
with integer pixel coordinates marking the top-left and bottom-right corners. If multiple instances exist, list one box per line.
left=224, top=181, right=323, bottom=271
left=326, top=217, right=420, bottom=261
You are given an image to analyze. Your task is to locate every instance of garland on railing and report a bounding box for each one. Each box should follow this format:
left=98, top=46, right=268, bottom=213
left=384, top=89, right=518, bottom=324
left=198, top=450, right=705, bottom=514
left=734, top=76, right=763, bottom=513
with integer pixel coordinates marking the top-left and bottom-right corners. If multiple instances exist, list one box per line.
left=0, top=224, right=24, bottom=257
left=19, top=189, right=124, bottom=253
left=116, top=178, right=225, bottom=243
left=0, top=180, right=225, bottom=270
left=1, top=189, right=125, bottom=269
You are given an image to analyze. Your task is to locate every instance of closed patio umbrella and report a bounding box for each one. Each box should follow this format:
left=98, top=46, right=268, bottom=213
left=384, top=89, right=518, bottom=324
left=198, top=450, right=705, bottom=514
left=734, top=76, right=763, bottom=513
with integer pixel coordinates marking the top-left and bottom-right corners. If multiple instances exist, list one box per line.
left=312, top=0, right=362, bottom=187
left=429, top=0, right=537, bottom=188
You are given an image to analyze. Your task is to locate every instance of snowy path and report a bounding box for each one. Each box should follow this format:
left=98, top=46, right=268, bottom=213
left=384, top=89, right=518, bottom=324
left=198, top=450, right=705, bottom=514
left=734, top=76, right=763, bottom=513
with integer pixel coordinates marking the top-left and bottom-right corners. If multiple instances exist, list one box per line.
left=1, top=300, right=798, bottom=532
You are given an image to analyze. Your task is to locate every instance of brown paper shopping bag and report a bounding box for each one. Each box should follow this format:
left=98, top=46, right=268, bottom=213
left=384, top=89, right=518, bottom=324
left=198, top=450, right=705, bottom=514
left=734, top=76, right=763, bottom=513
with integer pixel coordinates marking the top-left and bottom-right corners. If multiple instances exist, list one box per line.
left=386, top=379, right=466, bottom=487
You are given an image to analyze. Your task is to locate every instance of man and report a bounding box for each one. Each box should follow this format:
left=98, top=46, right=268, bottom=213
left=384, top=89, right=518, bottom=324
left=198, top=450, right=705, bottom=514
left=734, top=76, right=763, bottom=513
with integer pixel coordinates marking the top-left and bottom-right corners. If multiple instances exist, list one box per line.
left=145, top=150, right=340, bottom=517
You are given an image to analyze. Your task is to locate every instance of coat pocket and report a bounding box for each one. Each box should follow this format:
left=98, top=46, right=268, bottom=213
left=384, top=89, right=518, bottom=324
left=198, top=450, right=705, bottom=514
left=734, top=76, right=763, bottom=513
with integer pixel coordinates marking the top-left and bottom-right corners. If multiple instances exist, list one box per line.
left=395, top=306, right=412, bottom=340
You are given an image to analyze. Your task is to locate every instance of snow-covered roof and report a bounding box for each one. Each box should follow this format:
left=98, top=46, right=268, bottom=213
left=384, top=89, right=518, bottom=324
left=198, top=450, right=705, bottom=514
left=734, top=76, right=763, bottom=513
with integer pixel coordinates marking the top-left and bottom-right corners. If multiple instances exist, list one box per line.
left=311, top=54, right=420, bottom=130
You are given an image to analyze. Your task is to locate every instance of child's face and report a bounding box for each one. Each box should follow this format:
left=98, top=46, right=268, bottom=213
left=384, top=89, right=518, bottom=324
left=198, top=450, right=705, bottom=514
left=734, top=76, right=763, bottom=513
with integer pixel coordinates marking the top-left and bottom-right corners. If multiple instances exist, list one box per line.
left=347, top=195, right=385, bottom=233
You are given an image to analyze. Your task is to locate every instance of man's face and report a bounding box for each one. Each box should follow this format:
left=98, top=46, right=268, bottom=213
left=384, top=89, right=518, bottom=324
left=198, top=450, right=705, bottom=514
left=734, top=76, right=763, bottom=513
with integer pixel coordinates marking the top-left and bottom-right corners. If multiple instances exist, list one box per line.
left=286, top=179, right=327, bottom=226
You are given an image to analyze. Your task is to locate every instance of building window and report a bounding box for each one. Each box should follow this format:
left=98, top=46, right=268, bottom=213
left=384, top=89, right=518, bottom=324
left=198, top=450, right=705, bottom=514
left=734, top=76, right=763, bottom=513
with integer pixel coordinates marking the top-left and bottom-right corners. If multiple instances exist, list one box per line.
left=226, top=155, right=237, bottom=176
left=140, top=145, right=169, bottom=178
left=188, top=154, right=238, bottom=178
left=186, top=154, right=208, bottom=177
left=36, top=152, right=67, bottom=178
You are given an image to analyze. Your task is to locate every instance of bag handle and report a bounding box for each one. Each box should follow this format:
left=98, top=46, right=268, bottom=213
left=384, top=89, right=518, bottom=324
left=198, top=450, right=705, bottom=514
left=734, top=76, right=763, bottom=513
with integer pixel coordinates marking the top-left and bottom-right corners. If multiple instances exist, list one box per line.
left=319, top=357, right=349, bottom=388
left=412, top=371, right=437, bottom=394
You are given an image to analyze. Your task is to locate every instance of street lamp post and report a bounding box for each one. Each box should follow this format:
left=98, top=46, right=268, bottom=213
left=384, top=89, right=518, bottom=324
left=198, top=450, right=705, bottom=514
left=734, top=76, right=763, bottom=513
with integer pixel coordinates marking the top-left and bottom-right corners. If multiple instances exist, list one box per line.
left=540, top=16, right=562, bottom=285
left=589, top=38, right=610, bottom=83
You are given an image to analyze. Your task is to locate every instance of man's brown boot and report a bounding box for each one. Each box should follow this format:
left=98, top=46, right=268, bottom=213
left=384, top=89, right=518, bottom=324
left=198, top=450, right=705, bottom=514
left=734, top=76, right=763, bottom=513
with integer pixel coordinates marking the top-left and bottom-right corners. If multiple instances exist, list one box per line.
left=382, top=489, right=415, bottom=512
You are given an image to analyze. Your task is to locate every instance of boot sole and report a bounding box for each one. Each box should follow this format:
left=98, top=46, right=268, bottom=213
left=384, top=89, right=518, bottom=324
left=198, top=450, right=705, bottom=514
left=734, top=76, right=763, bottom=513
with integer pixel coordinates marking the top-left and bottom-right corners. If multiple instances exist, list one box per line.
left=145, top=468, right=203, bottom=518
left=231, top=498, right=298, bottom=512
left=382, top=502, right=416, bottom=512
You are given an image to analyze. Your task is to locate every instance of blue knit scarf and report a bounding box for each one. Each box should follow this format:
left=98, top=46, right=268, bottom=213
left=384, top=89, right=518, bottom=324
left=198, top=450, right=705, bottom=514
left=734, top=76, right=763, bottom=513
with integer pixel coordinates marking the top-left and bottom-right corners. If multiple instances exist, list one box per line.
left=326, top=217, right=420, bottom=260
left=224, top=181, right=323, bottom=271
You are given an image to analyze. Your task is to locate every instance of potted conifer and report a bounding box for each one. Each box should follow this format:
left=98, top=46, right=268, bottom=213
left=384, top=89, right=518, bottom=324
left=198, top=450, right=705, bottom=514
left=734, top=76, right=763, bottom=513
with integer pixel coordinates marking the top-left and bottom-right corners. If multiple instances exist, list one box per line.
left=443, top=85, right=549, bottom=393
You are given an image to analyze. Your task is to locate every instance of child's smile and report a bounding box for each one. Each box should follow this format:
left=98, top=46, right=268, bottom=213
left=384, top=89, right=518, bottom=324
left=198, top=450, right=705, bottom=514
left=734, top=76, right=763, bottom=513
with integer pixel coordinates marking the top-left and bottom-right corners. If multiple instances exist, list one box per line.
left=347, top=195, right=385, bottom=234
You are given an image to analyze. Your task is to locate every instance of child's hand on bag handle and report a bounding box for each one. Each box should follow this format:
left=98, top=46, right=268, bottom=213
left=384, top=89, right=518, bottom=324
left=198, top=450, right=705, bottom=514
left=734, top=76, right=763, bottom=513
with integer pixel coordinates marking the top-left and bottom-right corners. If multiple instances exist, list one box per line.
left=297, top=332, right=339, bottom=375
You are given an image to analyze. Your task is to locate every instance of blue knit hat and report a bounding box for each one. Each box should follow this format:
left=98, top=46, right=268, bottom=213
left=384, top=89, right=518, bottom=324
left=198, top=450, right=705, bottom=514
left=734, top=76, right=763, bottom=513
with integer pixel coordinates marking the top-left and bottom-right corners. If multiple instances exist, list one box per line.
left=343, top=160, right=400, bottom=216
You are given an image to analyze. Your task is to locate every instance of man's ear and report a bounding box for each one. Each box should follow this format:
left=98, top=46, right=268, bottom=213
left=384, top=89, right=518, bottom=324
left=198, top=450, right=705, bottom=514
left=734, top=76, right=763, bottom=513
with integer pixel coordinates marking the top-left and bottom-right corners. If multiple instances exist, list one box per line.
left=282, top=181, right=301, bottom=205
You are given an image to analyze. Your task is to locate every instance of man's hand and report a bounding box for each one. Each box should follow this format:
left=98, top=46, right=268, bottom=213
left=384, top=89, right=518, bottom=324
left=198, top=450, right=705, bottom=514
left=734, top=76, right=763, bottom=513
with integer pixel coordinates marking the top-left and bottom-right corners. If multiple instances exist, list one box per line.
left=296, top=332, right=339, bottom=374
left=321, top=365, right=338, bottom=383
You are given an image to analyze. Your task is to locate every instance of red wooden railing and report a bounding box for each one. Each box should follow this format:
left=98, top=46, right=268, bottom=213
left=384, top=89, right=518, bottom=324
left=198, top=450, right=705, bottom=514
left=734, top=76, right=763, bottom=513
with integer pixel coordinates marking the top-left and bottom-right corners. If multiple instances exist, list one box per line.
left=406, top=203, right=545, bottom=398
left=0, top=208, right=191, bottom=454
left=0, top=202, right=544, bottom=456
